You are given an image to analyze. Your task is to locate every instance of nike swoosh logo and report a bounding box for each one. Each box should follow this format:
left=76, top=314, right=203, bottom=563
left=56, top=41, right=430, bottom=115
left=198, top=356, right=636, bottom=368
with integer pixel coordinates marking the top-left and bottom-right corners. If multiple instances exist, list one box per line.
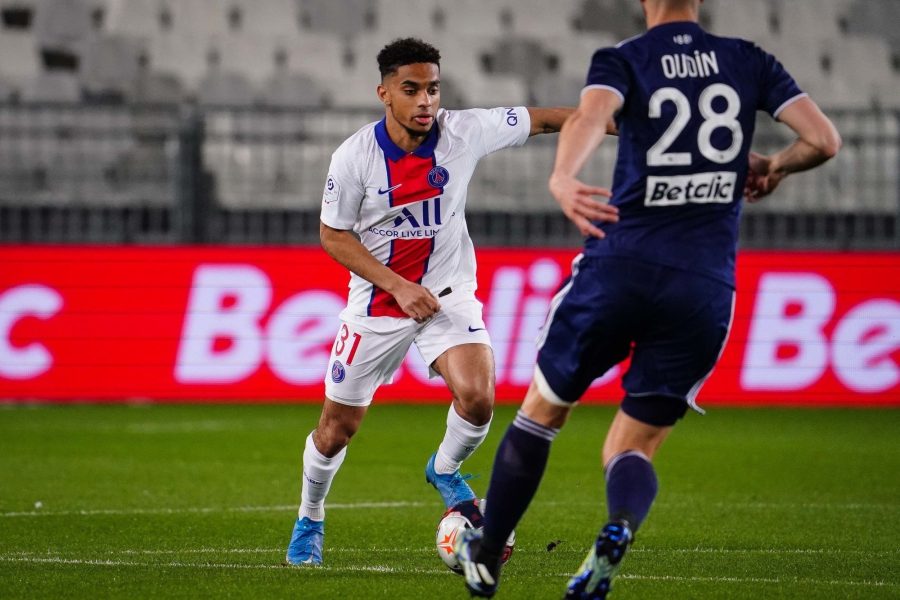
left=377, top=184, right=403, bottom=195
left=468, top=326, right=486, bottom=332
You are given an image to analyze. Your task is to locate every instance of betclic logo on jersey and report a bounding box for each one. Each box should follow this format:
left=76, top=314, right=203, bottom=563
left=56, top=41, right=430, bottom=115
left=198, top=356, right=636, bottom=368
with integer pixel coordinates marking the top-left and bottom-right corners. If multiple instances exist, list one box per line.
left=644, top=171, right=736, bottom=206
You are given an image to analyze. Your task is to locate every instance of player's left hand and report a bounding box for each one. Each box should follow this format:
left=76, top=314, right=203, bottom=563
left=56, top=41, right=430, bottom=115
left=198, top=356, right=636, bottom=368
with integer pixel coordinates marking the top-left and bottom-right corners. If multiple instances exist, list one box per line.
left=549, top=173, right=618, bottom=238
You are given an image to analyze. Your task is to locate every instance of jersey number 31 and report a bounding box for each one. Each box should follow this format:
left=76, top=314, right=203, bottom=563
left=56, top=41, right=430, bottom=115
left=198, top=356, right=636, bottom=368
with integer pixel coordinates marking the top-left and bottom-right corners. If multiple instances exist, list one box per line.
left=647, top=83, right=743, bottom=167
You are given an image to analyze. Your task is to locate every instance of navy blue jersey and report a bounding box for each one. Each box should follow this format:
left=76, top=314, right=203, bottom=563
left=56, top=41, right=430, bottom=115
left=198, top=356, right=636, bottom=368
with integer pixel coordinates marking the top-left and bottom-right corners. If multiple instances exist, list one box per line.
left=583, top=21, right=804, bottom=286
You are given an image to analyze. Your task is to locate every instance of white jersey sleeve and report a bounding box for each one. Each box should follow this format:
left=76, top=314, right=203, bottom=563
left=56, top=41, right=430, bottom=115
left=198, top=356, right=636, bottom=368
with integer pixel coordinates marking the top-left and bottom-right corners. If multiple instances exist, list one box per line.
left=451, top=106, right=531, bottom=160
left=320, top=143, right=365, bottom=230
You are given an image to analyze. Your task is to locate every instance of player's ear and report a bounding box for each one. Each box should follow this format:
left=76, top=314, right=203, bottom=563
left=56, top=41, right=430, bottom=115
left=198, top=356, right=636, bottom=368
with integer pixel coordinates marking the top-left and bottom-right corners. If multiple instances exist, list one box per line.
left=377, top=83, right=390, bottom=106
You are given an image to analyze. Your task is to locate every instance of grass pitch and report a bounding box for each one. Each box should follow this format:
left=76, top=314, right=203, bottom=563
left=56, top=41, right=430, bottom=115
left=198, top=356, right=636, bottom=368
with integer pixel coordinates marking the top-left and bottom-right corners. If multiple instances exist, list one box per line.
left=0, top=403, right=897, bottom=599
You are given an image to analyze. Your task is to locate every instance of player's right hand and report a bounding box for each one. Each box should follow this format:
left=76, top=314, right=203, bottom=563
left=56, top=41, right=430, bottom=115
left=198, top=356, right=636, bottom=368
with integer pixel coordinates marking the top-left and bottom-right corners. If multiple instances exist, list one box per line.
left=549, top=173, right=619, bottom=238
left=393, top=281, right=441, bottom=323
left=744, top=151, right=785, bottom=202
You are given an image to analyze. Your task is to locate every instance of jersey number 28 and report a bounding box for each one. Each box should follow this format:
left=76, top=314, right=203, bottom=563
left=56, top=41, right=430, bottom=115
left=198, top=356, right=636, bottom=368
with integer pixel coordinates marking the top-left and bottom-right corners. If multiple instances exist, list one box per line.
left=647, top=83, right=743, bottom=166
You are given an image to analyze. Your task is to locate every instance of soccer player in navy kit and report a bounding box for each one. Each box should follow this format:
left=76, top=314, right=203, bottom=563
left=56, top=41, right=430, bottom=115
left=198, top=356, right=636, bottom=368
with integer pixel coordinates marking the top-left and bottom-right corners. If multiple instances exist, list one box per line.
left=455, top=0, right=841, bottom=597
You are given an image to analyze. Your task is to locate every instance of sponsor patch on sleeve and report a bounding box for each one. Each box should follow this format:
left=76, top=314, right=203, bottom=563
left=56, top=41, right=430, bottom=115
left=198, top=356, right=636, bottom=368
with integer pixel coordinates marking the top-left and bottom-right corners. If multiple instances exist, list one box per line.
left=323, top=175, right=341, bottom=204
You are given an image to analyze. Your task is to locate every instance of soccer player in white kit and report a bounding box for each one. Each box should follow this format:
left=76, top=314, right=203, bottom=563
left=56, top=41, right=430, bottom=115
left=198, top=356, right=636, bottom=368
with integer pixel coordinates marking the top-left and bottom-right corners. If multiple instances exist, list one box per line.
left=284, top=38, right=585, bottom=565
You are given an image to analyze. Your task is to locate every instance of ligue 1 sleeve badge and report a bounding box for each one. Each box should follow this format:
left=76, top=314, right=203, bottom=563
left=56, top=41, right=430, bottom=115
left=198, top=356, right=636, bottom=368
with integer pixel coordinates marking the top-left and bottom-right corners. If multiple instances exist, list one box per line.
left=331, top=360, right=346, bottom=383
left=427, top=165, right=449, bottom=189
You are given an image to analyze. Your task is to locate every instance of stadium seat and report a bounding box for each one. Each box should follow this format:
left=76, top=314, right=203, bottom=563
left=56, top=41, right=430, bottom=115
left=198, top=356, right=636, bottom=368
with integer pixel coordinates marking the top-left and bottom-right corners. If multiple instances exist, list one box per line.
left=297, top=0, right=376, bottom=38
left=197, top=69, right=256, bottom=107
left=484, top=36, right=554, bottom=85
left=232, top=0, right=300, bottom=37
left=103, top=0, right=165, bottom=36
left=79, top=34, right=143, bottom=101
left=754, top=35, right=825, bottom=95
left=0, top=0, right=37, bottom=30
left=545, top=32, right=618, bottom=79
left=167, top=0, right=231, bottom=37
left=259, top=71, right=329, bottom=109
left=32, top=0, right=93, bottom=56
left=824, top=36, right=896, bottom=93
left=21, top=71, right=80, bottom=103
left=873, top=75, right=900, bottom=110
left=133, top=69, right=185, bottom=105
left=0, top=30, right=41, bottom=85
left=432, top=0, right=504, bottom=36
left=0, top=77, right=15, bottom=101
left=772, top=0, right=847, bottom=42
left=497, top=0, right=573, bottom=38
left=373, top=0, right=441, bottom=40
left=572, top=0, right=643, bottom=40
left=147, top=33, right=209, bottom=93
left=280, top=31, right=346, bottom=84
left=207, top=34, right=281, bottom=88
left=706, top=0, right=773, bottom=40
left=530, top=72, right=584, bottom=106
left=465, top=73, right=528, bottom=108
left=844, top=0, right=900, bottom=54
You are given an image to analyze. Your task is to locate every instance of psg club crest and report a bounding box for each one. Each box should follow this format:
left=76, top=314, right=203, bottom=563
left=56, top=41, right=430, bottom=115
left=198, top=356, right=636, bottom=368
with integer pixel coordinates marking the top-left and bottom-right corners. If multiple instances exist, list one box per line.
left=427, top=165, right=450, bottom=189
left=331, top=360, right=345, bottom=383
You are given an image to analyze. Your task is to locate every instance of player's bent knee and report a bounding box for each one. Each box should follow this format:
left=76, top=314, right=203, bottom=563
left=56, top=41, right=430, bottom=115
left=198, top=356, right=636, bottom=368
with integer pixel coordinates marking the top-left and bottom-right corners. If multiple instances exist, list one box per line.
left=621, top=394, right=689, bottom=427
left=453, top=390, right=493, bottom=425
left=313, top=426, right=355, bottom=457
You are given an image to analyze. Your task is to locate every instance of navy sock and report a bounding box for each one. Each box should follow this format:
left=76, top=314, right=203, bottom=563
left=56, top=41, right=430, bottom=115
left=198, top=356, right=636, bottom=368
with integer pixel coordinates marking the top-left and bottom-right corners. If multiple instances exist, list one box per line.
left=479, top=411, right=559, bottom=559
left=605, top=451, right=658, bottom=531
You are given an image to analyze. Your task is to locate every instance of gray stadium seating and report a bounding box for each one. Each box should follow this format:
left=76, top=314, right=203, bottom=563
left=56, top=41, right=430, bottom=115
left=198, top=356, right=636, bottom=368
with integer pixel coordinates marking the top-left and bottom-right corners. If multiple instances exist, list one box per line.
left=0, top=0, right=897, bottom=248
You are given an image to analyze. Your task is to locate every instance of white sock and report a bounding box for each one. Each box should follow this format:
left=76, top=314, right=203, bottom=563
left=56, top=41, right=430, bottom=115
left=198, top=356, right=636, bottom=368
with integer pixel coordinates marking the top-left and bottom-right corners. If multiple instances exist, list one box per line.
left=434, top=405, right=491, bottom=475
left=298, top=431, right=347, bottom=522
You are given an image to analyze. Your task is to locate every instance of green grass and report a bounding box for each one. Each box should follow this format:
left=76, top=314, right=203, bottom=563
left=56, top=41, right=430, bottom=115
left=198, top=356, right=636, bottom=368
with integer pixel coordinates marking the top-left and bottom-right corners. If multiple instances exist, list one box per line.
left=0, top=403, right=898, bottom=599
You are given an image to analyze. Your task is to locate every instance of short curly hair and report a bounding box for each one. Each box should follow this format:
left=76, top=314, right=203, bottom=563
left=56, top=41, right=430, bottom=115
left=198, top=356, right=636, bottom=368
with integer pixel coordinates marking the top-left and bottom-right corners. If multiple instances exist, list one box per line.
left=377, top=38, right=441, bottom=78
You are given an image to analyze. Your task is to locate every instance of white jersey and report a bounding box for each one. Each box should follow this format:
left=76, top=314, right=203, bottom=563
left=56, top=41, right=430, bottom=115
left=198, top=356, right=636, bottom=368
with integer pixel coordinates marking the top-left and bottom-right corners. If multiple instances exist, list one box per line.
left=320, top=107, right=531, bottom=318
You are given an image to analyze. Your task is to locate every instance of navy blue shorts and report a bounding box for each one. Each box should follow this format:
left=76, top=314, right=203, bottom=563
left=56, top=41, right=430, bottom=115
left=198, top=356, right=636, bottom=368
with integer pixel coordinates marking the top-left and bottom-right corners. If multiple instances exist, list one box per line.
left=535, top=256, right=734, bottom=426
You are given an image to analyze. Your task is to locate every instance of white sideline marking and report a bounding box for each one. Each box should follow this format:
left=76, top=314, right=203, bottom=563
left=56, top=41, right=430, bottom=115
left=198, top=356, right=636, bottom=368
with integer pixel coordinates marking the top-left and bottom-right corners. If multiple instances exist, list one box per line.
left=630, top=547, right=898, bottom=556
left=0, top=556, right=447, bottom=575
left=0, top=501, right=426, bottom=518
left=709, top=501, right=897, bottom=511
left=617, top=573, right=895, bottom=589
left=7, top=546, right=896, bottom=558
left=3, top=499, right=896, bottom=518
left=0, top=556, right=893, bottom=587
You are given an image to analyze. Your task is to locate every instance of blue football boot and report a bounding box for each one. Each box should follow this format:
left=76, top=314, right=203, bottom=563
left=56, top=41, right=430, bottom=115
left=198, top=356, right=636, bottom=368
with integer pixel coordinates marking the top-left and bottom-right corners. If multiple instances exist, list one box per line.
left=284, top=516, right=324, bottom=566
left=425, top=452, right=476, bottom=509
left=564, top=520, right=633, bottom=599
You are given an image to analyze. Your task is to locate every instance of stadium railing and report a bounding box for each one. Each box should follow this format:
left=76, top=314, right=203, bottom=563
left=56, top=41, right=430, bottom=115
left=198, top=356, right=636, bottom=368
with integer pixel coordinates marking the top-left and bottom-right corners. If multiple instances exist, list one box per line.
left=0, top=103, right=897, bottom=250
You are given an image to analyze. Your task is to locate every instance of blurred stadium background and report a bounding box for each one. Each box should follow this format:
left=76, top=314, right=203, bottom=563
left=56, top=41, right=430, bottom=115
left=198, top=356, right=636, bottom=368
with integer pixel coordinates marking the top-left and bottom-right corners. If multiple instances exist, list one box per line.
left=0, top=0, right=897, bottom=248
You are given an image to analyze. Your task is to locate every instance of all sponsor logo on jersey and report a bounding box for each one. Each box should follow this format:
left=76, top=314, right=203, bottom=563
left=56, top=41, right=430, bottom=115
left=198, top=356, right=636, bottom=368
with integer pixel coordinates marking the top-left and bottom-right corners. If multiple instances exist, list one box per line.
left=505, top=108, right=518, bottom=126
left=368, top=198, right=443, bottom=238
left=427, top=166, right=450, bottom=188
left=644, top=171, right=736, bottom=206
left=331, top=360, right=345, bottom=383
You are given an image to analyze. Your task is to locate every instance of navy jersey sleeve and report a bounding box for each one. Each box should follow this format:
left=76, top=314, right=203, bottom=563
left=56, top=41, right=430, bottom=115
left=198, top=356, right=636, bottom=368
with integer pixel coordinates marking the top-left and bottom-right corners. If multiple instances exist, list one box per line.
left=755, top=46, right=805, bottom=118
left=584, top=48, right=631, bottom=102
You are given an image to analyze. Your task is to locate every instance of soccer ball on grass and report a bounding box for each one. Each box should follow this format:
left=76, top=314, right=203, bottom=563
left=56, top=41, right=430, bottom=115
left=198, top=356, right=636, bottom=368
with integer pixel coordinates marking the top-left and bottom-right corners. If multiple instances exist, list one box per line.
left=435, top=498, right=515, bottom=573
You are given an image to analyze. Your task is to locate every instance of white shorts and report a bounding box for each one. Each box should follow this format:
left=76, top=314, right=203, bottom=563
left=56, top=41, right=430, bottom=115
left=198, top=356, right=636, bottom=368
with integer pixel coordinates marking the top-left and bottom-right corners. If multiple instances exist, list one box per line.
left=323, top=292, right=491, bottom=406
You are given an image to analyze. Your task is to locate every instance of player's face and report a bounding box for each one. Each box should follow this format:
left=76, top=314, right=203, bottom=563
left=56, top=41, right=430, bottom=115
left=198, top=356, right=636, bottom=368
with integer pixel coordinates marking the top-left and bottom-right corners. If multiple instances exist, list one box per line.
left=378, top=63, right=441, bottom=136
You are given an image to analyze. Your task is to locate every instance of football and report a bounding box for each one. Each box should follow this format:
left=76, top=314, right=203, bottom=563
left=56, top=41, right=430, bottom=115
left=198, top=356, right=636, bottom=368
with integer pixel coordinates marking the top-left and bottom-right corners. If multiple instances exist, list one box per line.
left=435, top=498, right=515, bottom=573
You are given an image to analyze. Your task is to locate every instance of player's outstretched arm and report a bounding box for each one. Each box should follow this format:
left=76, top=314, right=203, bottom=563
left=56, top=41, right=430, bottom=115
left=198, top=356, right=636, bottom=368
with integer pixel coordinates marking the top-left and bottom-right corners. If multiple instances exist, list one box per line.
left=548, top=89, right=622, bottom=238
left=745, top=97, right=842, bottom=202
left=320, top=222, right=440, bottom=322
left=526, top=107, right=618, bottom=136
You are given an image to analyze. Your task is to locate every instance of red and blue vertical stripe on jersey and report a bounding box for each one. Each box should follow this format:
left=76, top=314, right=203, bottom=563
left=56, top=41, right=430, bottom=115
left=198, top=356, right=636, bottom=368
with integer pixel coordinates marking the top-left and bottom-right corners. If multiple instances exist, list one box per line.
left=368, top=119, right=445, bottom=318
